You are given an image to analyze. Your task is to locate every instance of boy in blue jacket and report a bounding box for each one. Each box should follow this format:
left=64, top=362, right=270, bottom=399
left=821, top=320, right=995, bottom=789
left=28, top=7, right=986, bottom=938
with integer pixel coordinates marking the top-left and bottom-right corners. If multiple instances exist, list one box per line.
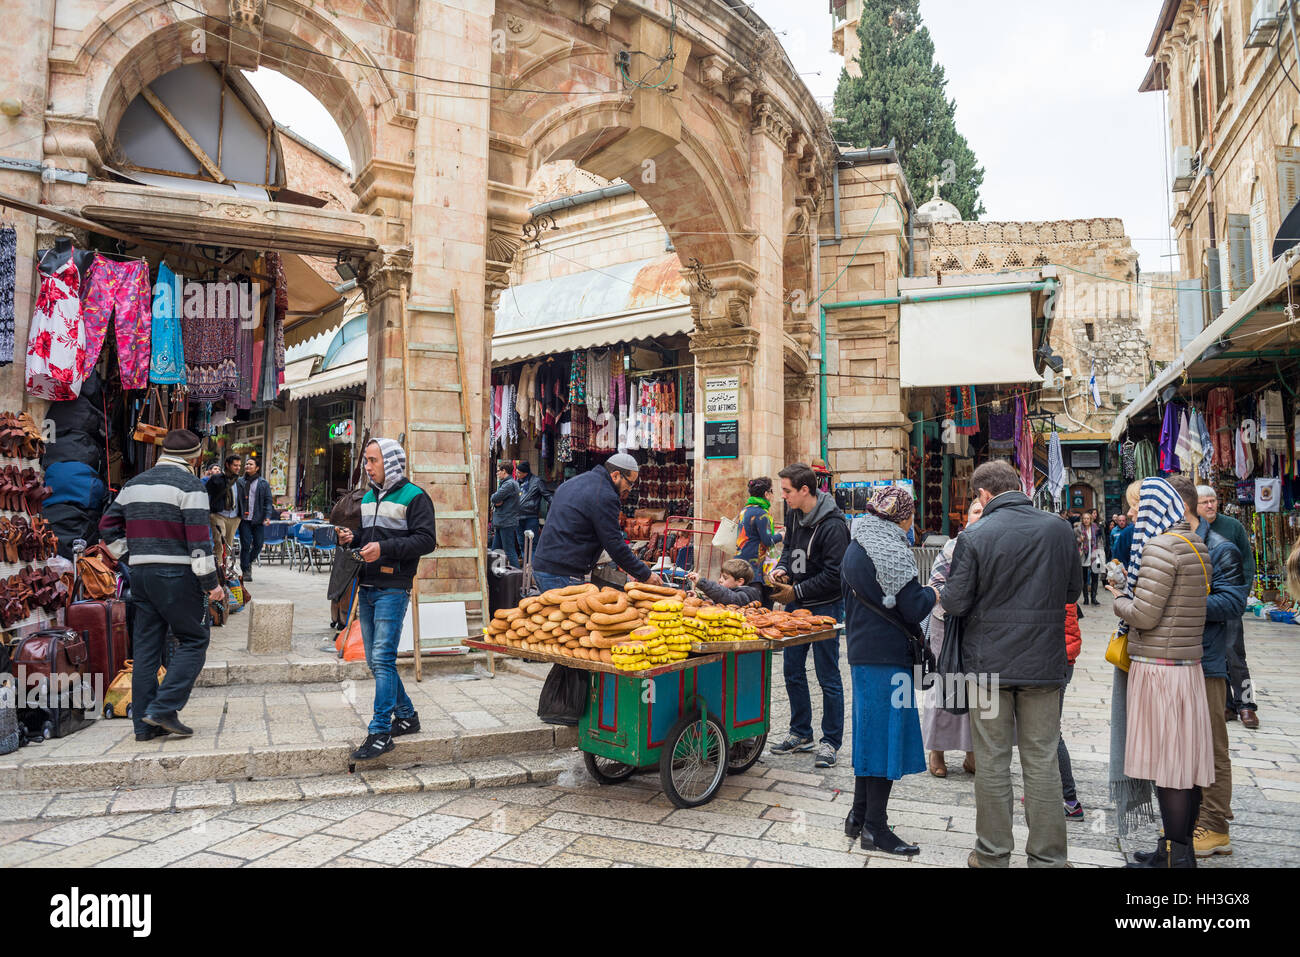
left=688, top=558, right=767, bottom=607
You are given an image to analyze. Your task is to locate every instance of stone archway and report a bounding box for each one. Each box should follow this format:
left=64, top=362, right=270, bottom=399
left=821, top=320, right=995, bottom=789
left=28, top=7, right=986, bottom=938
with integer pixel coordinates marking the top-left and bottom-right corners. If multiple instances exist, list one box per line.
left=478, top=2, right=832, bottom=523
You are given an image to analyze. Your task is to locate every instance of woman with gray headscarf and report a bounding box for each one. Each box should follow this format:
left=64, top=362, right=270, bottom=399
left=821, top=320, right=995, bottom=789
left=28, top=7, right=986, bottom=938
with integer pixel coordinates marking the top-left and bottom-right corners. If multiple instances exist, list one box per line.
left=840, top=485, right=939, bottom=856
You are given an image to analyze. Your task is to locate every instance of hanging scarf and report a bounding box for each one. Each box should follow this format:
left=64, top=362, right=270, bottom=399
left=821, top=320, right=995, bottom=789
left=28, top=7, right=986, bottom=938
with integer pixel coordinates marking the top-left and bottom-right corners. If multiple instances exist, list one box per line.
left=1015, top=394, right=1033, bottom=495
left=851, top=512, right=917, bottom=609
left=1159, top=402, right=1183, bottom=472
left=1111, top=475, right=1183, bottom=836
left=1047, top=431, right=1066, bottom=508
left=745, top=495, right=770, bottom=510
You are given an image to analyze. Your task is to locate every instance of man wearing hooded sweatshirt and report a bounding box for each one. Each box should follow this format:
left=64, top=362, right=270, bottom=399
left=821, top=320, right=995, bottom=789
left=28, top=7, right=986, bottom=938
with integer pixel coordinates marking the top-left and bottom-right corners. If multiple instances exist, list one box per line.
left=768, top=462, right=851, bottom=768
left=337, top=438, right=438, bottom=761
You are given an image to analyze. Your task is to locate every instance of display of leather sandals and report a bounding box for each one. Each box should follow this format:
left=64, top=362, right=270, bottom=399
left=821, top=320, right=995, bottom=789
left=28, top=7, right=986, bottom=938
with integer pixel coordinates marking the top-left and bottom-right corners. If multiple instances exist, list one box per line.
left=0, top=515, right=58, bottom=564
left=0, top=465, right=51, bottom=514
left=0, top=568, right=69, bottom=627
left=0, top=412, right=46, bottom=460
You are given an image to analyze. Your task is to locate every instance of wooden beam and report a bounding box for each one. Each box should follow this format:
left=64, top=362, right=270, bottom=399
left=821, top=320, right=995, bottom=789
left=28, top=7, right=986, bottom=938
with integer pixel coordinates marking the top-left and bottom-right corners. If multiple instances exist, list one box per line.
left=139, top=87, right=227, bottom=184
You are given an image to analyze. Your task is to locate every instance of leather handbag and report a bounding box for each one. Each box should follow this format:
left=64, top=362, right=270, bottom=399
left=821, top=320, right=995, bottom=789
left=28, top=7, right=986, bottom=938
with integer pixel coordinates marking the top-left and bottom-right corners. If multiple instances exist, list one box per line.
left=168, top=386, right=188, bottom=431
left=75, top=544, right=119, bottom=601
left=132, top=387, right=167, bottom=446
left=1105, top=630, right=1131, bottom=672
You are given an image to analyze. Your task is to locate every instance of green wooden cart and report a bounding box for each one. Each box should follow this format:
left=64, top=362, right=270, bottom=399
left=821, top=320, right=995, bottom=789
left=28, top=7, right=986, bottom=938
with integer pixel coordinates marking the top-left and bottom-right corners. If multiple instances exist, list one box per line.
left=466, top=630, right=836, bottom=808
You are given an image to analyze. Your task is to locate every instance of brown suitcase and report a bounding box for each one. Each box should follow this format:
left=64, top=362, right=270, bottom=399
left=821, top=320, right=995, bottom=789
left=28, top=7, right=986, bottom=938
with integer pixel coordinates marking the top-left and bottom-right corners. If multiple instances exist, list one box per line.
left=65, top=599, right=130, bottom=699
left=10, top=629, right=89, bottom=688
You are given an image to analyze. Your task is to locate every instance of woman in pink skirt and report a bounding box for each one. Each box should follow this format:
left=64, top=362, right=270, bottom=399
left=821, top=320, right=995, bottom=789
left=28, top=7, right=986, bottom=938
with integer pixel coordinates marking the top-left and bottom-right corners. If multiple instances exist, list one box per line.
left=1107, top=476, right=1214, bottom=868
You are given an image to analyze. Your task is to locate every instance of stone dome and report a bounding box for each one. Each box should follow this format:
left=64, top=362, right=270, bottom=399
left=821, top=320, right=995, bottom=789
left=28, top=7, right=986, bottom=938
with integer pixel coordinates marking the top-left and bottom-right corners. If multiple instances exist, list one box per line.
left=916, top=176, right=961, bottom=224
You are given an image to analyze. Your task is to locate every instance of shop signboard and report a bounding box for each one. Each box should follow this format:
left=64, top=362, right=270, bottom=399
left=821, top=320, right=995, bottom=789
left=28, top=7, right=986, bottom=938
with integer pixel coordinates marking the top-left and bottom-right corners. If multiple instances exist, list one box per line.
left=328, top=418, right=354, bottom=443
left=704, top=376, right=740, bottom=416
left=703, top=419, right=739, bottom=459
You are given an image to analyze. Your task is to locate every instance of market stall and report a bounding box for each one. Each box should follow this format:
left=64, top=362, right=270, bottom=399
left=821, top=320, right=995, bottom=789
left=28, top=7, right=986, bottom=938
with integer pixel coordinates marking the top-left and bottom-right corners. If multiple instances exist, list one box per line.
left=465, top=580, right=839, bottom=807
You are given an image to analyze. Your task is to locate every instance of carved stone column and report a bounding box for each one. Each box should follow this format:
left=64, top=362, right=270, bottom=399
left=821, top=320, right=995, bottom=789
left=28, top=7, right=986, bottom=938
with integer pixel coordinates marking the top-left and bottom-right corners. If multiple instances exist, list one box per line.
left=358, top=245, right=414, bottom=440
left=783, top=374, right=818, bottom=465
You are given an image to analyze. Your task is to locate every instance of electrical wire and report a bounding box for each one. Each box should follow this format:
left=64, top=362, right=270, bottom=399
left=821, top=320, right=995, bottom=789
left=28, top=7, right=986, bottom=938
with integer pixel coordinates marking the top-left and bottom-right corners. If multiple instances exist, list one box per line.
left=168, top=0, right=620, bottom=99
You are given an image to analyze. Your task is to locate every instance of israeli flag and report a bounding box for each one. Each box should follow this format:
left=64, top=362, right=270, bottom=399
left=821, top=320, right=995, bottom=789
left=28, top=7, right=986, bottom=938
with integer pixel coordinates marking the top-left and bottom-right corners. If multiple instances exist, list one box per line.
left=1090, top=360, right=1102, bottom=409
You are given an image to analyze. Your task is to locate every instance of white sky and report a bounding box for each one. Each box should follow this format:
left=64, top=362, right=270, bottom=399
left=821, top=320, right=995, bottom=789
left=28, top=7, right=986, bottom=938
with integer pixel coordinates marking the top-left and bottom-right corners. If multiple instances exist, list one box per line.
left=249, top=0, right=1175, bottom=272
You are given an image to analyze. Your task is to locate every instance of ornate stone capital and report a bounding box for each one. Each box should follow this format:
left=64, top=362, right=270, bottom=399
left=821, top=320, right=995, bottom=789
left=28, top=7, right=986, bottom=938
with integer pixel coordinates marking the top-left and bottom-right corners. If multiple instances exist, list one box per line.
left=681, top=260, right=758, bottom=335
left=584, top=0, right=617, bottom=30
left=359, top=245, right=413, bottom=309
left=784, top=374, right=817, bottom=403
left=690, top=326, right=760, bottom=368
left=752, top=98, right=792, bottom=148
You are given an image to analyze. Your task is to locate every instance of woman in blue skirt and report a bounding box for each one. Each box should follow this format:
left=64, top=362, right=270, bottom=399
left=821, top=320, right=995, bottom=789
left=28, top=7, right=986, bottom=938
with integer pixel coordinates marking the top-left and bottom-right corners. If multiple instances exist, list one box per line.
left=841, top=485, right=939, bottom=855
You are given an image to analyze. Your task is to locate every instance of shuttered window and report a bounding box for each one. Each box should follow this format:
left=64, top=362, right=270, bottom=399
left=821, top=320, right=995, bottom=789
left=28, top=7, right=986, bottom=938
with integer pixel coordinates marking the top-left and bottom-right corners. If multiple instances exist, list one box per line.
left=1177, top=278, right=1205, bottom=349
left=1277, top=146, right=1300, bottom=218
left=1227, top=212, right=1254, bottom=300
left=1250, top=192, right=1270, bottom=279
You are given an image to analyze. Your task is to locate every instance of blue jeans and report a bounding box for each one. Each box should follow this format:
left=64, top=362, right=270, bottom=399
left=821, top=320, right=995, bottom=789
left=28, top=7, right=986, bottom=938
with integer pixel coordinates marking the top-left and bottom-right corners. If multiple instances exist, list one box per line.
left=516, top=517, right=541, bottom=559
left=358, top=586, right=416, bottom=734
left=532, top=571, right=584, bottom=593
left=782, top=598, right=844, bottom=750
left=490, top=524, right=520, bottom=568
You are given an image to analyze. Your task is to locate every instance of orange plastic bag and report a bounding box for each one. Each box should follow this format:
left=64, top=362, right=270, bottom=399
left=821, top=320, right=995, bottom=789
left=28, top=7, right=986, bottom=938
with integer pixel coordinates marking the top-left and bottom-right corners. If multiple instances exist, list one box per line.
left=335, top=619, right=366, bottom=662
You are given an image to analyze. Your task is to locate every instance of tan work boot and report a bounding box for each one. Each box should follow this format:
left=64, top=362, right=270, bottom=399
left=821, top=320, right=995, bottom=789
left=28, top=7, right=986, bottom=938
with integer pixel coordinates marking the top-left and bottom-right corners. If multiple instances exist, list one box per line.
left=1192, top=826, right=1232, bottom=858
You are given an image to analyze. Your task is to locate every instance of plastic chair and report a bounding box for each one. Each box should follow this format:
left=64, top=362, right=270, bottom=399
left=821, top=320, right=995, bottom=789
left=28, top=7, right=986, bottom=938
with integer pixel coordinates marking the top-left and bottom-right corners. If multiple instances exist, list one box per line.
left=260, top=522, right=289, bottom=565
left=293, top=525, right=316, bottom=571
left=309, top=524, right=337, bottom=572
left=284, top=523, right=302, bottom=565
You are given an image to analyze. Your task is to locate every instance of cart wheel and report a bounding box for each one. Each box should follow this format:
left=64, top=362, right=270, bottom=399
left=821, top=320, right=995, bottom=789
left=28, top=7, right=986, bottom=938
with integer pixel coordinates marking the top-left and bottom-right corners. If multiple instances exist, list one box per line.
left=660, top=711, right=729, bottom=808
left=103, top=703, right=114, bottom=720
left=583, top=751, right=637, bottom=785
left=727, top=732, right=767, bottom=775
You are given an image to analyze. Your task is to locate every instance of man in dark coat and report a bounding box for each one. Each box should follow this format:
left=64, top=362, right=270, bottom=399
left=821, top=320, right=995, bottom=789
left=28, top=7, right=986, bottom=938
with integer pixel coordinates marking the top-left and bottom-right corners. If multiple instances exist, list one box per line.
left=531, top=453, right=662, bottom=591
left=489, top=462, right=521, bottom=569
left=769, top=462, right=851, bottom=769
left=1197, top=486, right=1259, bottom=729
left=236, top=457, right=274, bottom=581
left=940, top=460, right=1081, bottom=868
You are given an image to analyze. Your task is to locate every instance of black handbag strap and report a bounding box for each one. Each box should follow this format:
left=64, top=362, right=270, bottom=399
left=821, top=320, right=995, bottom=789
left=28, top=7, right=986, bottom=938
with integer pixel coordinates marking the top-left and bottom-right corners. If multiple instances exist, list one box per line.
left=844, top=578, right=924, bottom=644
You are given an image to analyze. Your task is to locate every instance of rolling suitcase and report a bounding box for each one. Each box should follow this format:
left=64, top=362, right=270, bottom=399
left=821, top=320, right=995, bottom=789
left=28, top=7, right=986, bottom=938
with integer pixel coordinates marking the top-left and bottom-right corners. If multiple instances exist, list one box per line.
left=11, top=629, right=94, bottom=740
left=487, top=549, right=524, bottom=614
left=65, top=598, right=129, bottom=701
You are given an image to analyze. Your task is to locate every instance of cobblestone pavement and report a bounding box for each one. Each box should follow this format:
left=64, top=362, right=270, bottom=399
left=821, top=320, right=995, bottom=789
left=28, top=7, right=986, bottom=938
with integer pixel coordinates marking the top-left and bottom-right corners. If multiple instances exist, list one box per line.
left=3, top=597, right=1297, bottom=867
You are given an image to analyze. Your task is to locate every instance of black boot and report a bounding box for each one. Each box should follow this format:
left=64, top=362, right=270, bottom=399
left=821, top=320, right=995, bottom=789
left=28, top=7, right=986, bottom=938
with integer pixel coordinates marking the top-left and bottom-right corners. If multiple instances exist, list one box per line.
left=1128, top=838, right=1197, bottom=868
left=1128, top=839, right=1165, bottom=866
left=863, top=825, right=920, bottom=856
left=846, top=775, right=868, bottom=839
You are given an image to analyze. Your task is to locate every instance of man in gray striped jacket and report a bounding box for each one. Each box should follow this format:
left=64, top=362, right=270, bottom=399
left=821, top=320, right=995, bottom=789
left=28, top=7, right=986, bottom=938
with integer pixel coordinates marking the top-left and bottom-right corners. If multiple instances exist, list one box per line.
left=100, top=430, right=225, bottom=741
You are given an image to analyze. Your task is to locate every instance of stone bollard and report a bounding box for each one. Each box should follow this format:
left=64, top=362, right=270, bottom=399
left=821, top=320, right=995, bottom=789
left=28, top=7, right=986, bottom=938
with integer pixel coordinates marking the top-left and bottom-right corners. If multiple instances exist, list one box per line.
left=247, top=599, right=294, bottom=655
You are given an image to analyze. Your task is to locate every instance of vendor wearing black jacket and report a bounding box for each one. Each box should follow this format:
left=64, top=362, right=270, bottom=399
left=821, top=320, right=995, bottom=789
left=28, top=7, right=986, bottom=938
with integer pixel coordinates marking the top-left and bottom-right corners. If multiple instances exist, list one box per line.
left=768, top=462, right=851, bottom=769
left=337, top=438, right=438, bottom=762
left=531, top=453, right=662, bottom=591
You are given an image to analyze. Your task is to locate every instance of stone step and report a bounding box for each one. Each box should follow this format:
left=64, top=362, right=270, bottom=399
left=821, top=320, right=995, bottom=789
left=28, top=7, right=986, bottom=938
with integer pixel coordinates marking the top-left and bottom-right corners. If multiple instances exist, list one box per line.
left=0, top=752, right=578, bottom=823
left=195, top=651, right=499, bottom=687
left=0, top=725, right=579, bottom=792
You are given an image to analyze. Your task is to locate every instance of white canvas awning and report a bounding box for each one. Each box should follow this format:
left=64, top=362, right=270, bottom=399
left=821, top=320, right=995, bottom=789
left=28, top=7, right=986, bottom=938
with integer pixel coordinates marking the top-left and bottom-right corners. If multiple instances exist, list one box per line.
left=1110, top=246, right=1300, bottom=441
left=900, top=290, right=1042, bottom=388
left=288, top=359, right=366, bottom=399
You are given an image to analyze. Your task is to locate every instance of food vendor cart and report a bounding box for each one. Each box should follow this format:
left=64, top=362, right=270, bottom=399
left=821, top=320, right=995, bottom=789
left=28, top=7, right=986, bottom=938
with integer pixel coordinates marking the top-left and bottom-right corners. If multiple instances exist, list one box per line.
left=463, top=626, right=839, bottom=808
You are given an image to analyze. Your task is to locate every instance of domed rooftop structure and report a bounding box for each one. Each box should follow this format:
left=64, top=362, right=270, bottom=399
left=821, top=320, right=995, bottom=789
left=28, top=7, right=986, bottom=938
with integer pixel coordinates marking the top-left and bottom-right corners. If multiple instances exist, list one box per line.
left=915, top=175, right=961, bottom=225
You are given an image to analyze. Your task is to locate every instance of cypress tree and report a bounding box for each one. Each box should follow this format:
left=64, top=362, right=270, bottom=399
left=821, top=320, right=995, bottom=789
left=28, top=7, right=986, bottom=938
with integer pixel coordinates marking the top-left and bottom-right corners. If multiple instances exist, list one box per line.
left=833, top=1, right=985, bottom=220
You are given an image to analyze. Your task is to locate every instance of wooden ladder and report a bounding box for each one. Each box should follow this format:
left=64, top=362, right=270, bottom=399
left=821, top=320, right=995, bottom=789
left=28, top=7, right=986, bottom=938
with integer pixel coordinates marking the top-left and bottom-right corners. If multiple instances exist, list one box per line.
left=400, top=288, right=493, bottom=681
